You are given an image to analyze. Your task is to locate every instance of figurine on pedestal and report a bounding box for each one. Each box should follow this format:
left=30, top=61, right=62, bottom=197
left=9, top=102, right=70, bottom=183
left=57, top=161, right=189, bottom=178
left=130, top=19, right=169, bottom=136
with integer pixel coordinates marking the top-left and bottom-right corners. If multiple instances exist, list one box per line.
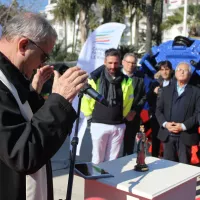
left=134, top=125, right=149, bottom=172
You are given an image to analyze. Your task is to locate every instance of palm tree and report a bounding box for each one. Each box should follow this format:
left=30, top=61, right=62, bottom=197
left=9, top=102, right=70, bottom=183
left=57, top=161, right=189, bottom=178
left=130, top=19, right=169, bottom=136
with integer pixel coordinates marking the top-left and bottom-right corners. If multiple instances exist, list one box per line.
left=112, top=1, right=125, bottom=23
left=67, top=1, right=79, bottom=52
left=49, top=40, right=76, bottom=62
left=161, top=4, right=200, bottom=37
left=52, top=0, right=71, bottom=51
left=153, top=0, right=163, bottom=45
left=97, top=0, right=112, bottom=23
left=124, top=0, right=144, bottom=47
left=77, top=0, right=96, bottom=45
left=49, top=40, right=68, bottom=62
left=161, top=8, right=184, bottom=30
left=97, top=0, right=125, bottom=24
left=88, top=9, right=100, bottom=31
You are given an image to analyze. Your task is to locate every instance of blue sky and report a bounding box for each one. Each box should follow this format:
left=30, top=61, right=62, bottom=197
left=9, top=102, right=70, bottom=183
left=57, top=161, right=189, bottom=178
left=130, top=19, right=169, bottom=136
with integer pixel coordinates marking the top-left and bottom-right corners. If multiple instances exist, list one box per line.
left=0, top=0, right=48, bottom=12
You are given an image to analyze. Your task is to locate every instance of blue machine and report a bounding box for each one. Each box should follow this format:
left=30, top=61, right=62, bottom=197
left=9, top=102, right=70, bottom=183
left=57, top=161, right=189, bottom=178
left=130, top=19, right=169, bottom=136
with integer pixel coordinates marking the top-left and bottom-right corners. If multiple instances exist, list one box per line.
left=140, top=36, right=200, bottom=77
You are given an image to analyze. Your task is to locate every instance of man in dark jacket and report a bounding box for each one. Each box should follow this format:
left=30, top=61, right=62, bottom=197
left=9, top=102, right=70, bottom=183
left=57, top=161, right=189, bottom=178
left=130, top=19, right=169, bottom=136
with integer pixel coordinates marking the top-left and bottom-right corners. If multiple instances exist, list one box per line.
left=81, top=49, right=134, bottom=164
left=0, top=12, right=88, bottom=200
left=121, top=53, right=146, bottom=156
left=156, top=62, right=200, bottom=164
left=147, top=61, right=174, bottom=157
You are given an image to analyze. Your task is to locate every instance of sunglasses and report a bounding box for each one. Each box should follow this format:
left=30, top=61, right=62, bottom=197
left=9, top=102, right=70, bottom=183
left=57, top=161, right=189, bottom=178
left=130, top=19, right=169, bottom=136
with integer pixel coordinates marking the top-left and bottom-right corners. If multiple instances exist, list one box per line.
left=22, top=36, right=50, bottom=63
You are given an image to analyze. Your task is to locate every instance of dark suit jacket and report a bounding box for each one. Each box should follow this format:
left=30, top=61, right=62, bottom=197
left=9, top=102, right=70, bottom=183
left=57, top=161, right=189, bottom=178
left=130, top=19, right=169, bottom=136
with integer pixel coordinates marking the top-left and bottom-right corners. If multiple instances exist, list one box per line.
left=147, top=77, right=174, bottom=115
left=155, top=82, right=200, bottom=146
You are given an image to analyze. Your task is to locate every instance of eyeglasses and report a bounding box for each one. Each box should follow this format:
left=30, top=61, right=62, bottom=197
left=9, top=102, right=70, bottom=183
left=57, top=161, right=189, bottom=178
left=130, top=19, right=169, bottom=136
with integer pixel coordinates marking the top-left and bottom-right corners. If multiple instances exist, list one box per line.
left=124, top=60, right=137, bottom=65
left=176, top=67, right=189, bottom=73
left=22, top=36, right=50, bottom=63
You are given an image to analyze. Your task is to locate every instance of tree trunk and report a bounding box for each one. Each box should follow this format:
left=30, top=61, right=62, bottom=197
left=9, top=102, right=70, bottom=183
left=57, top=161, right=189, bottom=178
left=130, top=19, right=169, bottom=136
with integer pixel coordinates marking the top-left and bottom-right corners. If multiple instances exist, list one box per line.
left=72, top=21, right=76, bottom=53
left=129, top=7, right=134, bottom=45
left=102, top=7, right=112, bottom=23
left=74, top=27, right=79, bottom=52
left=74, top=15, right=80, bottom=52
left=130, top=21, right=133, bottom=45
left=156, top=0, right=163, bottom=45
left=79, top=9, right=87, bottom=47
left=134, top=9, right=139, bottom=50
left=64, top=20, right=68, bottom=53
left=145, top=0, right=153, bottom=53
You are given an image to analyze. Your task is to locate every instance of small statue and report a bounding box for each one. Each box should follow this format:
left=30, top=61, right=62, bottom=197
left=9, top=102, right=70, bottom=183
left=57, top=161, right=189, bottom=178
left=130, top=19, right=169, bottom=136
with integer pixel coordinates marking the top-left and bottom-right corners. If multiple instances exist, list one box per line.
left=134, top=125, right=149, bottom=172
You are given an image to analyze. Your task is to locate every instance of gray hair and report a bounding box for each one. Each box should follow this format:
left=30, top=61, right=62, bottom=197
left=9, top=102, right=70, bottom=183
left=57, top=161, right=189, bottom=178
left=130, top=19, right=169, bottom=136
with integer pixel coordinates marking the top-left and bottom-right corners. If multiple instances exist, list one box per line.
left=2, top=12, right=57, bottom=44
left=175, top=62, right=192, bottom=74
left=123, top=53, right=137, bottom=62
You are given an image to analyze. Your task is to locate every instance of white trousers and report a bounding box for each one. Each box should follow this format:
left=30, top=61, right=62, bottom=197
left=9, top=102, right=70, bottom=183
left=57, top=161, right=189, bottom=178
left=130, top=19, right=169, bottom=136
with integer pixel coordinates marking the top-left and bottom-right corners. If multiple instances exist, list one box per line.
left=90, top=123, right=126, bottom=164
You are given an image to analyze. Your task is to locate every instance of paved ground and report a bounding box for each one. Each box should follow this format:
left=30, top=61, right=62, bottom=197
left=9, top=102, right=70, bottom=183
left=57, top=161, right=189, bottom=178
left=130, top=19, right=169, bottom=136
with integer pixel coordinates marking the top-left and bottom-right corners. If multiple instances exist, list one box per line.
left=53, top=168, right=84, bottom=200
left=51, top=133, right=90, bottom=200
left=51, top=126, right=130, bottom=200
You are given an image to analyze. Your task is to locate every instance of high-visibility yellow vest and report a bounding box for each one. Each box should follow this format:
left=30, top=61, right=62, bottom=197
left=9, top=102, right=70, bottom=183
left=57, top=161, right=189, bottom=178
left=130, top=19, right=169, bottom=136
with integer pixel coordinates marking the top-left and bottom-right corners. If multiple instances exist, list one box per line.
left=81, top=77, right=134, bottom=118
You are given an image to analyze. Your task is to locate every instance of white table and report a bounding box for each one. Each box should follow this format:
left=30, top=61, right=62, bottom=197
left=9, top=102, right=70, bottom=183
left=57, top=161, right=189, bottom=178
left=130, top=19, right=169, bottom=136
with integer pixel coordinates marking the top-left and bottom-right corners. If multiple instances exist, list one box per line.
left=84, top=154, right=200, bottom=200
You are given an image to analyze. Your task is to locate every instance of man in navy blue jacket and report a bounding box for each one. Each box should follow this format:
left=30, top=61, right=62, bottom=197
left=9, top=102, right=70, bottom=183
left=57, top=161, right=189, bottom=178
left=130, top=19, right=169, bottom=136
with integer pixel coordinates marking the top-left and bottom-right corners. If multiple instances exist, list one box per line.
left=156, top=62, right=200, bottom=164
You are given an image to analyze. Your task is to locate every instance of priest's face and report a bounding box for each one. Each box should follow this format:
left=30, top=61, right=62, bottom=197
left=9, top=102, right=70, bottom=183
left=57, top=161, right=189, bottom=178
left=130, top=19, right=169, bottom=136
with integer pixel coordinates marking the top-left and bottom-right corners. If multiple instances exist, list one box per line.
left=16, top=36, right=55, bottom=79
left=104, top=56, right=120, bottom=76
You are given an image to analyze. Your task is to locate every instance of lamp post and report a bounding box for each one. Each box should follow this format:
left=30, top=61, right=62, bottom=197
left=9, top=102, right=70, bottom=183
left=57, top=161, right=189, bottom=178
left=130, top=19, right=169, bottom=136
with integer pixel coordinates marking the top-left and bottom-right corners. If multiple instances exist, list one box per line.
left=145, top=0, right=153, bottom=53
left=182, top=0, right=188, bottom=37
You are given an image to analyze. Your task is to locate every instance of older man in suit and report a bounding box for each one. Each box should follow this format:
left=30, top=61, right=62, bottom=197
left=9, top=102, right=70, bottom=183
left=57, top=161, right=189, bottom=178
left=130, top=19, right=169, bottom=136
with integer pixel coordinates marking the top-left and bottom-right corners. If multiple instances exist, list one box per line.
left=156, top=62, right=200, bottom=164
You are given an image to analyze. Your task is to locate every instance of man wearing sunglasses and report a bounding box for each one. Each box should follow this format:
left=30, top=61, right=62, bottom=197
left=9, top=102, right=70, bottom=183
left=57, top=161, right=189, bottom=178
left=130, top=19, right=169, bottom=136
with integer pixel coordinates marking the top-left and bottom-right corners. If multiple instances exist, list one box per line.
left=0, top=12, right=88, bottom=200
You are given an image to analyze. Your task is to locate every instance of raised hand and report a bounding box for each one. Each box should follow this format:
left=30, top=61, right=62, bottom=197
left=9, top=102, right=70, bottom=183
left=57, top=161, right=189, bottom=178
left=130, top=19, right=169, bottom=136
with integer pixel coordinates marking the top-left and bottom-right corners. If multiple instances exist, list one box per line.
left=31, top=65, right=54, bottom=94
left=52, top=66, right=88, bottom=103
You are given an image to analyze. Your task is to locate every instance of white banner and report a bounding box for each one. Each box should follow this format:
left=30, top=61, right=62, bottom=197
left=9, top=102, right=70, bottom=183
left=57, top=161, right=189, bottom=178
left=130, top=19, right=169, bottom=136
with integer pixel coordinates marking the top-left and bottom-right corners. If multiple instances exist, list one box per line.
left=168, top=0, right=184, bottom=9
left=77, top=22, right=126, bottom=73
left=71, top=23, right=126, bottom=155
